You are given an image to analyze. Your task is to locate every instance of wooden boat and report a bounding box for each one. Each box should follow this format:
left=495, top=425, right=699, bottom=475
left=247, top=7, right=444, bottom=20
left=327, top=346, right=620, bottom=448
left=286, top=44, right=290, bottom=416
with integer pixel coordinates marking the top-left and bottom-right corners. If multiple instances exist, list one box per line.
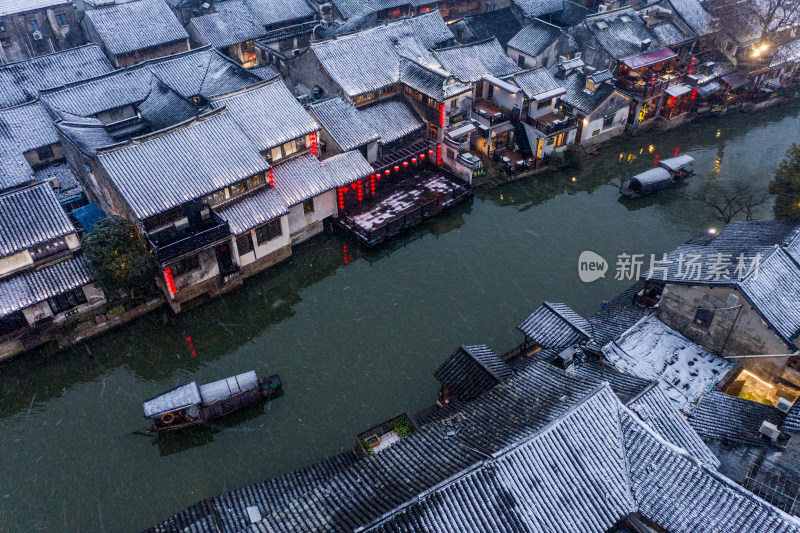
left=620, top=155, right=696, bottom=197
left=142, top=371, right=281, bottom=432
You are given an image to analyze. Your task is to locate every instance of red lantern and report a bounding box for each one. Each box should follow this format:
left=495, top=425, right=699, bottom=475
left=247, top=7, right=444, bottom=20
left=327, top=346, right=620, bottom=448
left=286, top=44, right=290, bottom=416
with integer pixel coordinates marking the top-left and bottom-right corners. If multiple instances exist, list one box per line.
left=411, top=157, right=417, bottom=163
left=690, top=87, right=698, bottom=100
left=436, top=144, right=442, bottom=165
left=394, top=165, right=399, bottom=171
left=163, top=268, right=177, bottom=294
left=688, top=56, right=695, bottom=75
left=654, top=154, right=659, bottom=166
left=674, top=147, right=679, bottom=157
left=420, top=154, right=425, bottom=159
left=385, top=169, right=391, bottom=175
left=402, top=161, right=408, bottom=167
left=428, top=149, right=434, bottom=155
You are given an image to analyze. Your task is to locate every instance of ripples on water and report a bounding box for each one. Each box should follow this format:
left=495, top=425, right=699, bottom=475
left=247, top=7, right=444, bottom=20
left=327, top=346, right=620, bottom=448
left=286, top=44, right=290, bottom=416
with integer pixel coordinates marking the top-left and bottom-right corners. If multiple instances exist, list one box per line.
left=1, top=102, right=799, bottom=531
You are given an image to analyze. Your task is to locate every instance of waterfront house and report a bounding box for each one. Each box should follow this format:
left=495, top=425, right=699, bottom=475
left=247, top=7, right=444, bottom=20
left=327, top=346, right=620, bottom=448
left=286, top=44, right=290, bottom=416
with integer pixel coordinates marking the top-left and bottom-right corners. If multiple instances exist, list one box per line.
left=510, top=67, right=575, bottom=157
left=571, top=6, right=697, bottom=126
left=0, top=100, right=85, bottom=210
left=0, top=0, right=85, bottom=64
left=82, top=0, right=190, bottom=68
left=0, top=183, right=105, bottom=358
left=433, top=344, right=512, bottom=403
left=551, top=58, right=632, bottom=145
left=308, top=97, right=381, bottom=162
left=0, top=44, right=113, bottom=109
left=643, top=221, right=800, bottom=391
left=516, top=300, right=592, bottom=351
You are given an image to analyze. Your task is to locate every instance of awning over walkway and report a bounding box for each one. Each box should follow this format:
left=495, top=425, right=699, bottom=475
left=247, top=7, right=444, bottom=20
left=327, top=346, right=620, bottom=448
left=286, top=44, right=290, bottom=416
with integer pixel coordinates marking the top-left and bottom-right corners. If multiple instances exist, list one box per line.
left=448, top=123, right=476, bottom=139
left=482, top=75, right=519, bottom=94
left=720, top=71, right=749, bottom=88
left=622, top=47, right=677, bottom=71
left=492, top=123, right=515, bottom=135
left=665, top=84, right=691, bottom=97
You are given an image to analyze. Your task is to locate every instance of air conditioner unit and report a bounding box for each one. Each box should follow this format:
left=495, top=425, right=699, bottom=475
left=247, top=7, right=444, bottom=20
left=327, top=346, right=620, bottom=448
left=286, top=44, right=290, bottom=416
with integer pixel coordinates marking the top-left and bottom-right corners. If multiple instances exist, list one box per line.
left=760, top=420, right=781, bottom=442
left=776, top=397, right=794, bottom=414
left=32, top=30, right=43, bottom=40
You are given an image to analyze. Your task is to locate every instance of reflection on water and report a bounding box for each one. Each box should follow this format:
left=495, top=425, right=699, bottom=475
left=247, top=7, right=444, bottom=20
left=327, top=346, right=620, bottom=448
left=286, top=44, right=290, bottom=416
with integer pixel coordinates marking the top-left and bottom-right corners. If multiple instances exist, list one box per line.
left=1, top=101, right=799, bottom=532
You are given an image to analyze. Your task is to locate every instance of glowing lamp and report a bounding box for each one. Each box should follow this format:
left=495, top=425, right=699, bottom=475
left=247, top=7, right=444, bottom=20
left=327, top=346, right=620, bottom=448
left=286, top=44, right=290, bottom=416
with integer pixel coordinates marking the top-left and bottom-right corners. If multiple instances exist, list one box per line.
left=163, top=268, right=177, bottom=293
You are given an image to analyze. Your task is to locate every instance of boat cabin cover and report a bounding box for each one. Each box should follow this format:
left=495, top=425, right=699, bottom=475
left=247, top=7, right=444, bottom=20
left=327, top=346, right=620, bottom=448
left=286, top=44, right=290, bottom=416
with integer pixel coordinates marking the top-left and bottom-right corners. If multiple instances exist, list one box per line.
left=142, top=370, right=259, bottom=418
left=659, top=154, right=695, bottom=172
left=630, top=167, right=672, bottom=186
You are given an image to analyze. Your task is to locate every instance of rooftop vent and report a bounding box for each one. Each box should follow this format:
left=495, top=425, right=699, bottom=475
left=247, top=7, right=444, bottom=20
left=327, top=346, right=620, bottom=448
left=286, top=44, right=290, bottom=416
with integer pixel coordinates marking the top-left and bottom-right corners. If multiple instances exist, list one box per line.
left=557, top=347, right=577, bottom=371
left=640, top=38, right=652, bottom=51
left=595, top=20, right=609, bottom=30
left=620, top=15, right=632, bottom=23
left=776, top=397, right=794, bottom=414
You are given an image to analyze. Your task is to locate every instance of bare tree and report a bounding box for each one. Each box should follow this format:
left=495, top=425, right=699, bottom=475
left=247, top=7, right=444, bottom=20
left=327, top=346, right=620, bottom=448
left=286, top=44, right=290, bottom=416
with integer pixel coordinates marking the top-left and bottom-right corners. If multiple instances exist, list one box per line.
left=706, top=0, right=800, bottom=57
left=689, top=182, right=772, bottom=223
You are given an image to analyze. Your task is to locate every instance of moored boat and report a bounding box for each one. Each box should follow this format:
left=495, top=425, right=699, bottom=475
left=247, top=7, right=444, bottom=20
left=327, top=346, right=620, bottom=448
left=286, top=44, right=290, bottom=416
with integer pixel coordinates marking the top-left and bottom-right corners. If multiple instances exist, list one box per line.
left=620, top=155, right=696, bottom=197
left=142, top=371, right=282, bottom=432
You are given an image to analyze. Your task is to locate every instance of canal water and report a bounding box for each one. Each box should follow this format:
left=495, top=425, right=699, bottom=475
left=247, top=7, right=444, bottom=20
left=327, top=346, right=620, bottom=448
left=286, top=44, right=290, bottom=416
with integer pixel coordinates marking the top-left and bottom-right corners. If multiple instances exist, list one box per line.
left=2, top=103, right=799, bottom=532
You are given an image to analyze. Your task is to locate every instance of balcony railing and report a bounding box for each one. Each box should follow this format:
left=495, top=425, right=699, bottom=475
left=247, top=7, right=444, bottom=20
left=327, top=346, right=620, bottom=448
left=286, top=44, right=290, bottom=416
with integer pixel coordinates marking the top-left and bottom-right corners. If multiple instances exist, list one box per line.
left=617, top=73, right=688, bottom=99
left=260, top=20, right=317, bottom=42
left=525, top=115, right=577, bottom=135
left=472, top=107, right=510, bottom=126
left=148, top=212, right=230, bottom=263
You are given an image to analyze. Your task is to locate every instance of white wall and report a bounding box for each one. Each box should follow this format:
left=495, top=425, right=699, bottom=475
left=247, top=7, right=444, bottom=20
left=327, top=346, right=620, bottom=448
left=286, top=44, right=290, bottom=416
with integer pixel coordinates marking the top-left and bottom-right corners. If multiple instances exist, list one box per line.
left=0, top=250, right=32, bottom=278
left=235, top=216, right=291, bottom=267
left=287, top=191, right=335, bottom=238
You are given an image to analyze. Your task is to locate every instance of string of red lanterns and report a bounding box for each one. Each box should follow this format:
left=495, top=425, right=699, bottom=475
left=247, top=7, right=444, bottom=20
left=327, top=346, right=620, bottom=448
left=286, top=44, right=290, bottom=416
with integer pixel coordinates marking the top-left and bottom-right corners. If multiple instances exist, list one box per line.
left=309, top=132, right=318, bottom=156
left=436, top=145, right=442, bottom=165
left=357, top=180, right=363, bottom=202
left=268, top=168, right=274, bottom=187
left=439, top=103, right=445, bottom=127
left=163, top=268, right=177, bottom=293
left=654, top=154, right=660, bottom=166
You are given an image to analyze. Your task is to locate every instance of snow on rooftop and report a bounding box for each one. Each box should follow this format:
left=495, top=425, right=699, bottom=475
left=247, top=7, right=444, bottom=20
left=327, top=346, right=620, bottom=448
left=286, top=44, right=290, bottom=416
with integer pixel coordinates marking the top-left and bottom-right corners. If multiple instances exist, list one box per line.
left=602, top=316, right=734, bottom=413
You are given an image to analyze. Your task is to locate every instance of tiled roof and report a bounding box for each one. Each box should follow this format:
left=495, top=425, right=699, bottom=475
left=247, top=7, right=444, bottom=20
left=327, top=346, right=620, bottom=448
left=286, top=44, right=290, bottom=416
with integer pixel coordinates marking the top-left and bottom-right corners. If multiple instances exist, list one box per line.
left=357, top=98, right=424, bottom=144
left=584, top=8, right=689, bottom=60
left=586, top=281, right=651, bottom=354
left=627, top=383, right=720, bottom=467
left=557, top=66, right=622, bottom=114
left=97, top=110, right=269, bottom=221
left=312, top=12, right=452, bottom=97
left=511, top=67, right=564, bottom=99
left=0, top=101, right=61, bottom=192
left=433, top=38, right=522, bottom=83
left=248, top=64, right=280, bottom=81
left=33, top=162, right=83, bottom=204
left=272, top=154, right=336, bottom=207
left=772, top=38, right=800, bottom=68
left=508, top=20, right=563, bottom=57
left=0, top=45, right=114, bottom=109
left=320, top=151, right=374, bottom=187
left=0, top=0, right=69, bottom=16
left=212, top=80, right=319, bottom=152
left=461, top=7, right=522, bottom=48
left=400, top=59, right=471, bottom=101
left=784, top=401, right=800, bottom=433
left=216, top=186, right=289, bottom=235
left=689, top=391, right=787, bottom=447
left=433, top=344, right=511, bottom=401
left=602, top=315, right=734, bottom=413
left=54, top=117, right=116, bottom=158
left=512, top=0, right=565, bottom=18
left=739, top=247, right=800, bottom=343
left=245, top=0, right=315, bottom=26
left=41, top=48, right=262, bottom=119
left=136, top=78, right=198, bottom=131
left=551, top=0, right=592, bottom=27
left=517, top=301, right=591, bottom=348
left=84, top=0, right=189, bottom=56
left=0, top=255, right=93, bottom=318
left=621, top=406, right=800, bottom=533
left=572, top=358, right=651, bottom=403
left=0, top=183, right=75, bottom=258
left=362, top=384, right=636, bottom=533
left=190, top=0, right=266, bottom=49
left=668, top=0, right=715, bottom=37
left=309, top=97, right=379, bottom=151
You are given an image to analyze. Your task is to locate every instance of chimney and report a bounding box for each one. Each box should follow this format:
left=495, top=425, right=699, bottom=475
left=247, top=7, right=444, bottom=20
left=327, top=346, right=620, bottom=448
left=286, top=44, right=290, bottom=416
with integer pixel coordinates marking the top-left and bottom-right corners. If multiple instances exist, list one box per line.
left=640, top=39, right=652, bottom=52
left=557, top=347, right=577, bottom=372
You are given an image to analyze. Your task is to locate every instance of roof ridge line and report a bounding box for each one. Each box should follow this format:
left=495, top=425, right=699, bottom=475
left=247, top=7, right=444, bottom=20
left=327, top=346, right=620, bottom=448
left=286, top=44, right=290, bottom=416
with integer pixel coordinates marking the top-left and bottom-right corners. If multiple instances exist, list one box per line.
left=543, top=301, right=592, bottom=339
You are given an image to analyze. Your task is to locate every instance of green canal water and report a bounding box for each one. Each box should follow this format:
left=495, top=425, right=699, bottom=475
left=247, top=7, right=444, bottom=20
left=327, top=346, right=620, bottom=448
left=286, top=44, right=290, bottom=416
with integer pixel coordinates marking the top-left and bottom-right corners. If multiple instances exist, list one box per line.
left=2, top=103, right=800, bottom=532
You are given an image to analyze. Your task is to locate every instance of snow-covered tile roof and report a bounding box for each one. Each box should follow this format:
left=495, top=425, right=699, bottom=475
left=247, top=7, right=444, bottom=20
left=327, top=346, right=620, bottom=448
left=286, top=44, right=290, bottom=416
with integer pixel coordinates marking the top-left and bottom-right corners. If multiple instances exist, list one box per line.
left=572, top=358, right=652, bottom=402
left=584, top=8, right=689, bottom=60
left=433, top=38, right=522, bottom=83
left=461, top=7, right=522, bottom=48
left=41, top=48, right=262, bottom=119
left=0, top=101, right=62, bottom=192
left=212, top=80, right=319, bottom=152
left=627, top=383, right=720, bottom=467
left=0, top=182, right=75, bottom=258
left=320, top=150, right=374, bottom=187
left=97, top=110, right=269, bottom=221
left=189, top=0, right=266, bottom=49
left=33, top=162, right=83, bottom=204
left=216, top=186, right=288, bottom=235
left=357, top=98, right=424, bottom=144
left=272, top=154, right=336, bottom=207
left=689, top=391, right=787, bottom=447
left=602, top=316, right=735, bottom=413
left=248, top=64, right=280, bottom=82
left=311, top=12, right=453, bottom=97
left=784, top=400, right=800, bottom=433
left=0, top=255, right=92, bottom=318
left=512, top=0, right=565, bottom=18
left=557, top=66, right=621, bottom=114
left=667, top=0, right=715, bottom=37
left=136, top=78, right=198, bottom=131
left=0, top=45, right=114, bottom=110
left=310, top=97, right=379, bottom=151
left=433, top=344, right=511, bottom=401
left=512, top=67, right=565, bottom=100
left=508, top=20, right=563, bottom=58
left=400, top=59, right=471, bottom=101
left=84, top=0, right=188, bottom=56
left=517, top=301, right=591, bottom=349
left=246, top=0, right=315, bottom=26
left=0, top=0, right=69, bottom=17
